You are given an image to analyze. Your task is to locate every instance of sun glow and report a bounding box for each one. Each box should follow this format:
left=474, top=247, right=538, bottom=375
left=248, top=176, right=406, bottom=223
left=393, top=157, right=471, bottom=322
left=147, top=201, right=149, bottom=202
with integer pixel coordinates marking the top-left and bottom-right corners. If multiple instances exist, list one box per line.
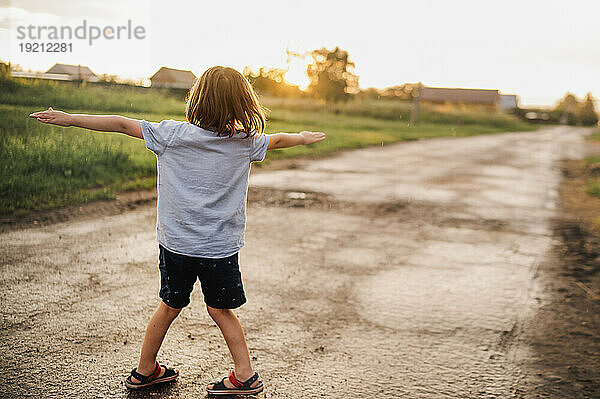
left=283, top=58, right=310, bottom=90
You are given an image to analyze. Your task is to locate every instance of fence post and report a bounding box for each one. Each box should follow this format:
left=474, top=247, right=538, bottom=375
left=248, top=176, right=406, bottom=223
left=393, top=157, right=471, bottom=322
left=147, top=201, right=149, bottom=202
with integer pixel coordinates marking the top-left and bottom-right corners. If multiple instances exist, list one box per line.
left=410, top=85, right=421, bottom=126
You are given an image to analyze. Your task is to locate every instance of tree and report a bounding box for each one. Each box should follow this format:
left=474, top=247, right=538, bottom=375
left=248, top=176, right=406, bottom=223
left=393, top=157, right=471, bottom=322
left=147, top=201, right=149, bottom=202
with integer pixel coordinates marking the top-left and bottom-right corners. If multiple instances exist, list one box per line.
left=555, top=93, right=580, bottom=125
left=554, top=92, right=599, bottom=126
left=379, top=83, right=421, bottom=101
left=357, top=87, right=381, bottom=100
left=0, top=61, right=10, bottom=79
left=306, top=47, right=358, bottom=103
left=243, top=66, right=303, bottom=98
left=580, top=93, right=598, bottom=126
left=556, top=93, right=579, bottom=112
left=99, top=73, right=119, bottom=83
left=0, top=61, right=21, bottom=93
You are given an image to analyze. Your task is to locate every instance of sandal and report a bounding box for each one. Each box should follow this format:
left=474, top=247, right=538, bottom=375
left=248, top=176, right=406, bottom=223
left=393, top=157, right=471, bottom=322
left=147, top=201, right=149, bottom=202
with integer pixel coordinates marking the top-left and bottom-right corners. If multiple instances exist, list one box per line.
left=207, top=370, right=263, bottom=396
left=124, top=361, right=179, bottom=389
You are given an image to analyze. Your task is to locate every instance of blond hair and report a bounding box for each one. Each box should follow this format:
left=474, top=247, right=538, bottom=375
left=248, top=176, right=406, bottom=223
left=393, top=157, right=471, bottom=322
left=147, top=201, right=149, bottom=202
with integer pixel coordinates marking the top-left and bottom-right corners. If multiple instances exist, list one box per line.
left=185, top=66, right=265, bottom=137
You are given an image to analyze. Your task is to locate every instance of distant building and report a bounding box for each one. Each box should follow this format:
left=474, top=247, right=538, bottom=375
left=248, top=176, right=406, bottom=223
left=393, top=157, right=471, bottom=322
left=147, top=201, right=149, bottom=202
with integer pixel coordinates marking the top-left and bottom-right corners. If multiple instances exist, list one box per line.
left=499, top=94, right=519, bottom=110
left=45, top=63, right=99, bottom=82
left=10, top=71, right=71, bottom=81
left=150, top=67, right=197, bottom=89
left=419, top=87, right=500, bottom=109
left=11, top=63, right=99, bottom=82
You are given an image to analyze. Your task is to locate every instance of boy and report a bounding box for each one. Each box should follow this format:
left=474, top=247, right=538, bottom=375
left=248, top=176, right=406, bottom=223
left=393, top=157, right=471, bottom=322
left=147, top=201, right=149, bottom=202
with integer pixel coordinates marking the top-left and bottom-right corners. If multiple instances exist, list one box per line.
left=30, top=66, right=326, bottom=395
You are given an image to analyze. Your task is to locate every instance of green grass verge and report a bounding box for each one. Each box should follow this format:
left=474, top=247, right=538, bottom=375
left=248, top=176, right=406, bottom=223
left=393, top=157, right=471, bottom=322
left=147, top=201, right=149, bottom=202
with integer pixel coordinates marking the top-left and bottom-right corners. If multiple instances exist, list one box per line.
left=589, top=127, right=600, bottom=142
left=2, top=77, right=186, bottom=115
left=0, top=105, right=158, bottom=214
left=585, top=129, right=600, bottom=199
left=261, top=96, right=534, bottom=129
left=587, top=181, right=600, bottom=198
left=586, top=163, right=600, bottom=199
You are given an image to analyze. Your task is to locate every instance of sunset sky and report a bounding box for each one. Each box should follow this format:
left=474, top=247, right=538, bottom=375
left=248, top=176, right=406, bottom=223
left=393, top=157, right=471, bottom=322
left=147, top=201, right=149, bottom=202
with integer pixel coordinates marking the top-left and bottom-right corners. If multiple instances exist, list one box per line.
left=1, top=0, right=598, bottom=107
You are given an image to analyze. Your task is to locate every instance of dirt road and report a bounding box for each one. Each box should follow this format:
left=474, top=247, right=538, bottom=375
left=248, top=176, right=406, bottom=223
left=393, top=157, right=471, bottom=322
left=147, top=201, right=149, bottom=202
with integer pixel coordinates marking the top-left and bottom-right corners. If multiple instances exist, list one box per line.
left=0, top=126, right=594, bottom=398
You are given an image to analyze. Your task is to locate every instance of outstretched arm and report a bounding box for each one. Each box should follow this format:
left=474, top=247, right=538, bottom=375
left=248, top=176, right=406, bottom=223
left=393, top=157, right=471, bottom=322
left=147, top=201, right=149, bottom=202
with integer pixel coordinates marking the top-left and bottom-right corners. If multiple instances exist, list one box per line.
left=29, top=107, right=142, bottom=139
left=267, top=131, right=326, bottom=150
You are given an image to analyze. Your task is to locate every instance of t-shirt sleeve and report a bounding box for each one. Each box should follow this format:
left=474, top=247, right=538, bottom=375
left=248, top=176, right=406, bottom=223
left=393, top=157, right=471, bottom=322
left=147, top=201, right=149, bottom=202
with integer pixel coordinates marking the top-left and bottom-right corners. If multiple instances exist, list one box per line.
left=140, top=119, right=179, bottom=155
left=249, top=133, right=270, bottom=162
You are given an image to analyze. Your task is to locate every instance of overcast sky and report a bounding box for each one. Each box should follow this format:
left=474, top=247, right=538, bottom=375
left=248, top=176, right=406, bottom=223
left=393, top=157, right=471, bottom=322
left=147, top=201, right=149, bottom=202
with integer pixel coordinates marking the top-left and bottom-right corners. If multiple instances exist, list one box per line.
left=1, top=0, right=598, bottom=106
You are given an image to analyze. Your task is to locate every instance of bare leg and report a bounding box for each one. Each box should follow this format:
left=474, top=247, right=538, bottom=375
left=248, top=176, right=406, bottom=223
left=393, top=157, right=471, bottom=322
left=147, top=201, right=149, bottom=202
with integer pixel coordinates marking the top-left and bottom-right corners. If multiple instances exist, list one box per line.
left=206, top=306, right=259, bottom=389
left=131, top=301, right=181, bottom=383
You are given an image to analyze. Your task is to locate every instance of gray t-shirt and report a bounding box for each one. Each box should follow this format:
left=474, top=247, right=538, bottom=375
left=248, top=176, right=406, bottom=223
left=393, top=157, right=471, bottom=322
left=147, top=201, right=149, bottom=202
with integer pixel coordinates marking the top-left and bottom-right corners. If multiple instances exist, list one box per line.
left=140, top=119, right=270, bottom=258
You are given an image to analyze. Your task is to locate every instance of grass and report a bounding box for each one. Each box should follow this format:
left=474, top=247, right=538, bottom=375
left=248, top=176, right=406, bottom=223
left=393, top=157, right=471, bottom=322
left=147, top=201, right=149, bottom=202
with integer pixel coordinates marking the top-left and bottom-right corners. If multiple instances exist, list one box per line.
left=1, top=78, right=537, bottom=215
left=1, top=77, right=186, bottom=115
left=261, top=96, right=532, bottom=129
left=0, top=105, right=160, bottom=213
left=588, top=181, right=600, bottom=198
left=585, top=129, right=600, bottom=199
left=589, top=128, right=600, bottom=142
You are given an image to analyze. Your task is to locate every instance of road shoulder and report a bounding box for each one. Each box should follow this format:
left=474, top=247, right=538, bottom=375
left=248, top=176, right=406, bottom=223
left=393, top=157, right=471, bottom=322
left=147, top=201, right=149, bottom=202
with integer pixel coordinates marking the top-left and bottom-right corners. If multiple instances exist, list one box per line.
left=520, top=158, right=600, bottom=397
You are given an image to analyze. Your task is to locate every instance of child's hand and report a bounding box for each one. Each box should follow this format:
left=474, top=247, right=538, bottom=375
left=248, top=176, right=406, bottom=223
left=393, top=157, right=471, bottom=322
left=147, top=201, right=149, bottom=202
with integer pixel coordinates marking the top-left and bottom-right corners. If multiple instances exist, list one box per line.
left=300, top=131, right=326, bottom=145
left=29, top=107, right=72, bottom=126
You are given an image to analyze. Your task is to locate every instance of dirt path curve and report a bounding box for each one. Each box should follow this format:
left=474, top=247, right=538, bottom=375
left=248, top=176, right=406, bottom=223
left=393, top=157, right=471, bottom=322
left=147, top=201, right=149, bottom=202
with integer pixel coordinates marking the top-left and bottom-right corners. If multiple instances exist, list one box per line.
left=0, top=126, right=591, bottom=398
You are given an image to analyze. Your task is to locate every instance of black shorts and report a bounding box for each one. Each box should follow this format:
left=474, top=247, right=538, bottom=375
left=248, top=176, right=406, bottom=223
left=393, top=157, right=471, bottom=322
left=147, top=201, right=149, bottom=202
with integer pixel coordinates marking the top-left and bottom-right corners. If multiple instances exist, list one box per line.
left=158, top=245, right=247, bottom=309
